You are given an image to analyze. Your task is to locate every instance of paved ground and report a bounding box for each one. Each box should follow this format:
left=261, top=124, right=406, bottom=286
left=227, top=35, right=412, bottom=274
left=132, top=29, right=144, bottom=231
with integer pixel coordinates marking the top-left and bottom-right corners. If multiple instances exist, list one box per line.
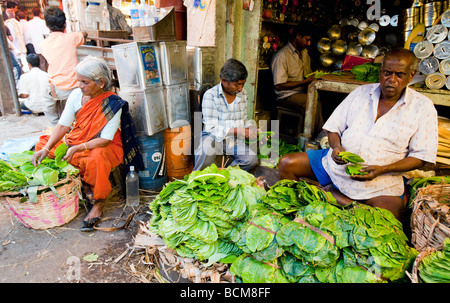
left=0, top=113, right=280, bottom=283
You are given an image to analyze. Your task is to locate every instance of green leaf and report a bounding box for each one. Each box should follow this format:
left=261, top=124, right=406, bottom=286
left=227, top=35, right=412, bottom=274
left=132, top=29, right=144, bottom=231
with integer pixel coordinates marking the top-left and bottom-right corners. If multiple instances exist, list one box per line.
left=54, top=143, right=69, bottom=168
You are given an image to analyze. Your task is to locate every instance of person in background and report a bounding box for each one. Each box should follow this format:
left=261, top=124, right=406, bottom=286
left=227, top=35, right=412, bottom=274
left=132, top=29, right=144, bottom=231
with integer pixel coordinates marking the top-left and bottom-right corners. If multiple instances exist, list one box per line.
left=194, top=58, right=259, bottom=172
left=2, top=1, right=18, bottom=21
left=17, top=10, right=34, bottom=55
left=18, top=53, right=50, bottom=114
left=270, top=20, right=323, bottom=135
left=4, top=25, right=22, bottom=85
left=278, top=48, right=438, bottom=225
left=4, top=8, right=27, bottom=68
left=40, top=6, right=87, bottom=126
left=31, top=56, right=144, bottom=232
left=27, top=7, right=50, bottom=71
left=106, top=0, right=132, bottom=34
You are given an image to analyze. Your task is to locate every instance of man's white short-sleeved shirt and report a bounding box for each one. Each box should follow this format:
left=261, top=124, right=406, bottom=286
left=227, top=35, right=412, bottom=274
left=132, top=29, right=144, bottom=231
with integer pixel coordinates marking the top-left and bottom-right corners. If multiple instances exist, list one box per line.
left=18, top=67, right=50, bottom=113
left=322, top=83, right=438, bottom=200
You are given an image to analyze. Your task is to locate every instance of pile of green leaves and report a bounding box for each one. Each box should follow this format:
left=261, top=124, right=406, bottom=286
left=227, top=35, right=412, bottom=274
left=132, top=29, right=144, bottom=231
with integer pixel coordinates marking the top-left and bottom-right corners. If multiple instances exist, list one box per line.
left=351, top=62, right=381, bottom=82
left=418, top=238, right=450, bottom=283
left=260, top=179, right=334, bottom=216
left=148, top=164, right=266, bottom=262
left=0, top=145, right=78, bottom=196
left=230, top=180, right=418, bottom=283
left=246, top=132, right=301, bottom=168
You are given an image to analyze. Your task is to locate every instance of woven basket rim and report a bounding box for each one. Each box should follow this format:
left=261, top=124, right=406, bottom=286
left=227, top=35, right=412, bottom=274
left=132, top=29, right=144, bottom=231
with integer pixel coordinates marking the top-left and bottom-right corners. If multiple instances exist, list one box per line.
left=0, top=174, right=80, bottom=198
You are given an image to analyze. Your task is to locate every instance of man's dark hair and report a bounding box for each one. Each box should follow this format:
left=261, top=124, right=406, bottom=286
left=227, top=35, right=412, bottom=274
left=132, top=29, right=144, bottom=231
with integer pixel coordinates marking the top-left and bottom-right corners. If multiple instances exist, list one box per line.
left=32, top=7, right=41, bottom=17
left=26, top=53, right=40, bottom=68
left=220, top=58, right=248, bottom=82
left=6, top=1, right=17, bottom=9
left=290, top=20, right=315, bottom=40
left=43, top=6, right=66, bottom=32
left=17, top=11, right=26, bottom=20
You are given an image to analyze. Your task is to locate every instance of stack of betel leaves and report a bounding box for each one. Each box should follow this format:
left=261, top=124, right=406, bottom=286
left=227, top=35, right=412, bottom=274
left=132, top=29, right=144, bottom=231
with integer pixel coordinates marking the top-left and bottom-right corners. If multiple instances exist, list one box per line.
left=0, top=143, right=79, bottom=202
left=148, top=164, right=266, bottom=262
left=339, top=151, right=368, bottom=176
left=417, top=238, right=450, bottom=283
left=229, top=179, right=418, bottom=283
left=245, top=131, right=301, bottom=168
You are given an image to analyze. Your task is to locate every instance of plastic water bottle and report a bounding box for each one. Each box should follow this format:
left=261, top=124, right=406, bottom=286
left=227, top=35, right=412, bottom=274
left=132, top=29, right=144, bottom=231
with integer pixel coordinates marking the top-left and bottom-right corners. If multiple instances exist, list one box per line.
left=126, top=166, right=140, bottom=207
left=138, top=0, right=148, bottom=27
left=130, top=0, right=140, bottom=27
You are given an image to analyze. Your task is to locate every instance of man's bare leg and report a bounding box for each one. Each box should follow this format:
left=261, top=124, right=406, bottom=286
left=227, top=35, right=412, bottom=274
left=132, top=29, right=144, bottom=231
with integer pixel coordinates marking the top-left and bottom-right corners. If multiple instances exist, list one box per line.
left=278, top=152, right=316, bottom=181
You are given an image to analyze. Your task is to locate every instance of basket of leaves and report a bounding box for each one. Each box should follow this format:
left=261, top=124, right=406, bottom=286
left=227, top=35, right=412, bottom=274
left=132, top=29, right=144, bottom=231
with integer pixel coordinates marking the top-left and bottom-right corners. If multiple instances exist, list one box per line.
left=0, top=146, right=81, bottom=230
left=410, top=183, right=450, bottom=252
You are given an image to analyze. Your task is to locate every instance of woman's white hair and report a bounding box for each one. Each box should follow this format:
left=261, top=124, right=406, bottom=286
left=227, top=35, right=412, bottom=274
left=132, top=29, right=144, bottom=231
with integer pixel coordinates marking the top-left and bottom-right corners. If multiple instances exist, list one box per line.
left=75, top=56, right=112, bottom=90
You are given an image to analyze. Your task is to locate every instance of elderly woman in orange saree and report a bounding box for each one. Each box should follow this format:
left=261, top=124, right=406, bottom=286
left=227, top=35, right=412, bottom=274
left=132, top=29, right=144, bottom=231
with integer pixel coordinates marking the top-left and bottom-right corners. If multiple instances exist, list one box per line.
left=31, top=56, right=143, bottom=231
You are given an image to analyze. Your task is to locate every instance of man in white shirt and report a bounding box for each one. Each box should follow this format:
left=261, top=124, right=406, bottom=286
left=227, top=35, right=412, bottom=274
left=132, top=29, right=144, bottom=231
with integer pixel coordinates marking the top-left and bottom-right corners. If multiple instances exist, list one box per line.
left=271, top=20, right=323, bottom=134
left=18, top=53, right=50, bottom=114
left=27, top=7, right=49, bottom=71
left=194, top=58, right=259, bottom=172
left=4, top=8, right=26, bottom=66
left=278, top=48, right=438, bottom=221
left=17, top=10, right=33, bottom=55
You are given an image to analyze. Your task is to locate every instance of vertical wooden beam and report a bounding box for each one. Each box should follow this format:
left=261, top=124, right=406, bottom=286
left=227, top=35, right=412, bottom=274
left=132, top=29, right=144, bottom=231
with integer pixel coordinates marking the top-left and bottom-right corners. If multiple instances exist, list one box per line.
left=0, top=14, right=21, bottom=116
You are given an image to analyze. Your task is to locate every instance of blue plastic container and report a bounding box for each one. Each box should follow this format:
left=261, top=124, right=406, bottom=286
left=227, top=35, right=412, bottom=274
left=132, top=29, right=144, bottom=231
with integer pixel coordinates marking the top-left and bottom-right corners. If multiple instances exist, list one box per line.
left=137, top=133, right=167, bottom=191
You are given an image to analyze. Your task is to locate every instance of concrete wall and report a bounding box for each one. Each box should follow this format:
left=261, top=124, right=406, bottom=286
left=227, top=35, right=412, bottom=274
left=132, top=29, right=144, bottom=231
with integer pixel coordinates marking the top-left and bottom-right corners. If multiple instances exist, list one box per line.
left=187, top=0, right=262, bottom=118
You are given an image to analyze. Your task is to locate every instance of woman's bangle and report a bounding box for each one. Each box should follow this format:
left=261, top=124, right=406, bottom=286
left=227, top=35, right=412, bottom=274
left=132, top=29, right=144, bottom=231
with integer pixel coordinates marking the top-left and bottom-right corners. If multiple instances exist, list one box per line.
left=82, top=143, right=88, bottom=151
left=43, top=147, right=50, bottom=152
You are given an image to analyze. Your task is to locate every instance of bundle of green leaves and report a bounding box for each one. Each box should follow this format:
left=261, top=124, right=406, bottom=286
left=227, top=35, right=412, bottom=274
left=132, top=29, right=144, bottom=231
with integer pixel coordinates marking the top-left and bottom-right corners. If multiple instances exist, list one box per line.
left=319, top=202, right=418, bottom=282
left=261, top=179, right=335, bottom=216
left=148, top=164, right=266, bottom=262
left=0, top=145, right=78, bottom=195
left=418, top=238, right=450, bottom=283
left=351, top=62, right=381, bottom=83
left=230, top=180, right=418, bottom=283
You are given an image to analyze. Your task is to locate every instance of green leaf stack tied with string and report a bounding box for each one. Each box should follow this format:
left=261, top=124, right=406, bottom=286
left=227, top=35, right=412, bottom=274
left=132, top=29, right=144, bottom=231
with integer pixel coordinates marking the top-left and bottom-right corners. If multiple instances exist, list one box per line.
left=148, top=164, right=266, bottom=262
left=230, top=179, right=418, bottom=283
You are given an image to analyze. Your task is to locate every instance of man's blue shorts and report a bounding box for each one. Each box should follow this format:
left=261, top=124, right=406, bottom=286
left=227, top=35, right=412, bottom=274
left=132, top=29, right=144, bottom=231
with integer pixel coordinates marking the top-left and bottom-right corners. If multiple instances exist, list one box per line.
left=306, top=149, right=333, bottom=186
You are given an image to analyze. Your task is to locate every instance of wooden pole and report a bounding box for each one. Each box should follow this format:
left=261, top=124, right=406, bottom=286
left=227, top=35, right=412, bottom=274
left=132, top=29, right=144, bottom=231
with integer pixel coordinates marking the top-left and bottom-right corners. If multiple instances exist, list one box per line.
left=0, top=13, right=21, bottom=116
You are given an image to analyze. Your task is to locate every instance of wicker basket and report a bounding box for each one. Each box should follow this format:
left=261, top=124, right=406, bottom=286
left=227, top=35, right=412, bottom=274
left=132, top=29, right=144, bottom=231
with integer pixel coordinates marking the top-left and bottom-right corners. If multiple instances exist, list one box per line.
left=410, top=183, right=450, bottom=252
left=0, top=176, right=82, bottom=229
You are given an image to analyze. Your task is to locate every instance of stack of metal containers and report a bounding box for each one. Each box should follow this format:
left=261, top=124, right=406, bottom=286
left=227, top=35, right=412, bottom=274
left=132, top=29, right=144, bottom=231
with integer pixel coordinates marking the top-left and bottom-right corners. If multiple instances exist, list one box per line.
left=111, top=7, right=191, bottom=190
left=186, top=46, right=217, bottom=153
left=400, top=0, right=450, bottom=45
left=414, top=8, right=450, bottom=90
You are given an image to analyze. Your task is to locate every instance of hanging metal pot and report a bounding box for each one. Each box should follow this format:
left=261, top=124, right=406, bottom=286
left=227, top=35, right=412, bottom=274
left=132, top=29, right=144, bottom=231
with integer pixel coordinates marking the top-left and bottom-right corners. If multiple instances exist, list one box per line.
left=332, top=39, right=347, bottom=56
left=317, top=37, right=332, bottom=54
left=327, top=25, right=341, bottom=41
left=347, top=42, right=363, bottom=56
left=361, top=44, right=379, bottom=59
left=358, top=28, right=377, bottom=45
left=320, top=52, right=335, bottom=67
